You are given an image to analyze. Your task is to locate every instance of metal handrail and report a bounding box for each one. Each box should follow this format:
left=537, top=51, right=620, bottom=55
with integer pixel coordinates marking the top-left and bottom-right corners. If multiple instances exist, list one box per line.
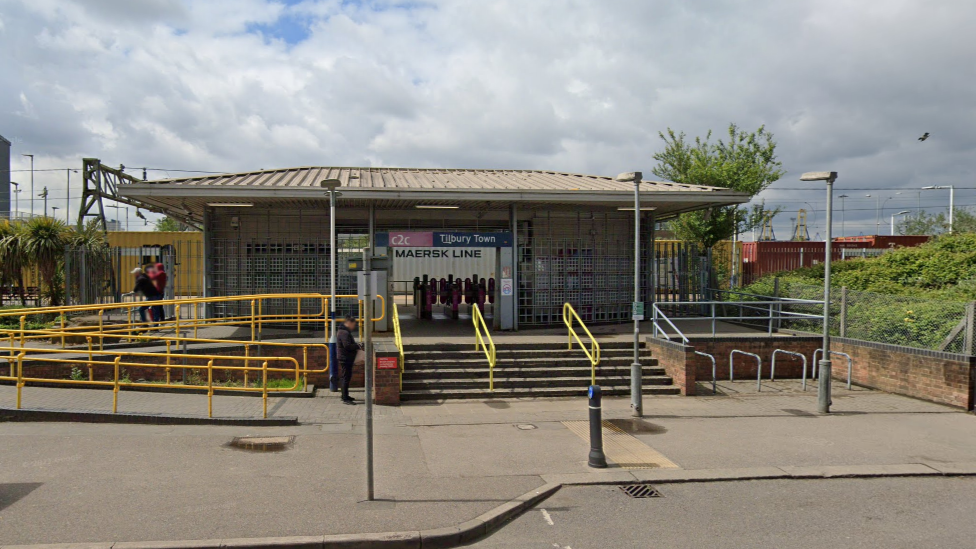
left=562, top=303, right=601, bottom=385
left=651, top=304, right=690, bottom=343
left=771, top=349, right=810, bottom=391
left=1, top=345, right=301, bottom=418
left=472, top=305, right=496, bottom=391
left=392, top=304, right=405, bottom=390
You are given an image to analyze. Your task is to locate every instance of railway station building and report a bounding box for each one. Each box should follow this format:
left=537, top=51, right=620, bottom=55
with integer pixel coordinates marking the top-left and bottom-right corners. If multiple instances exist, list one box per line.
left=119, top=167, right=748, bottom=331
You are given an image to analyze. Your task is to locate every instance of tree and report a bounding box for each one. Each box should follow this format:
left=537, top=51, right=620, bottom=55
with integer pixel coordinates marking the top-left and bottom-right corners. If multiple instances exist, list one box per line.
left=652, top=124, right=784, bottom=249
left=0, top=220, right=29, bottom=305
left=897, top=208, right=976, bottom=235
left=20, top=217, right=70, bottom=306
left=155, top=216, right=193, bottom=232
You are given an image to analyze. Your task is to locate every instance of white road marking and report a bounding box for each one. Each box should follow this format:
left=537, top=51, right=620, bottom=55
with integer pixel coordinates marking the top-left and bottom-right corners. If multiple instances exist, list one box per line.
left=541, top=508, right=554, bottom=526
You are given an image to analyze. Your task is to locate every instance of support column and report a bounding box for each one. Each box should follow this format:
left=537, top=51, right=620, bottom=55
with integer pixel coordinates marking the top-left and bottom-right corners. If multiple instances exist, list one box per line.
left=202, top=206, right=213, bottom=319
left=511, top=204, right=519, bottom=331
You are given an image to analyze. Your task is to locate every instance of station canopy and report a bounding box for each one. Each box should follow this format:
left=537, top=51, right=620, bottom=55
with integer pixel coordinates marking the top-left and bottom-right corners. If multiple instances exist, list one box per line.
left=120, top=166, right=750, bottom=225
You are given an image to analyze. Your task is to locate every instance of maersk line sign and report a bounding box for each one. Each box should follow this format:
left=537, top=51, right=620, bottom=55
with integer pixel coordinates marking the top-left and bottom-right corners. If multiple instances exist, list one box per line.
left=377, top=232, right=513, bottom=248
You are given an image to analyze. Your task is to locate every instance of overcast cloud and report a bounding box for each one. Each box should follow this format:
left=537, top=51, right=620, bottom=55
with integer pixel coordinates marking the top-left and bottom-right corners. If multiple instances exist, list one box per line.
left=1, top=0, right=974, bottom=235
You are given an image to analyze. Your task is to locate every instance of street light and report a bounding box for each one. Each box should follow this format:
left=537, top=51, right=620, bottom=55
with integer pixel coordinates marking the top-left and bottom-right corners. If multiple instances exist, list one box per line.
left=21, top=154, right=33, bottom=216
left=10, top=182, right=18, bottom=220
left=319, top=178, right=342, bottom=392
left=800, top=170, right=838, bottom=414
left=891, top=210, right=910, bottom=235
left=922, top=185, right=954, bottom=233
left=51, top=206, right=60, bottom=222
left=838, top=195, right=849, bottom=238
left=616, top=170, right=644, bottom=419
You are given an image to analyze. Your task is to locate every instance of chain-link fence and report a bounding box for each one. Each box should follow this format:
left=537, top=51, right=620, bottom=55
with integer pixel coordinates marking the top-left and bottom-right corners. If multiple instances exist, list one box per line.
left=771, top=281, right=975, bottom=355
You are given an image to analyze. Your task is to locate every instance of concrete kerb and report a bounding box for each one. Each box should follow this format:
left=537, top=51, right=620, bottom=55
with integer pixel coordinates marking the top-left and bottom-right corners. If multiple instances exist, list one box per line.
left=5, top=465, right=976, bottom=549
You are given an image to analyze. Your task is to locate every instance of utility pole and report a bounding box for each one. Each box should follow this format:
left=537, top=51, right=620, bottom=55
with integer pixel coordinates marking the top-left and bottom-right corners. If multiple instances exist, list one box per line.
left=39, top=187, right=48, bottom=217
left=363, top=249, right=374, bottom=501
left=616, top=170, right=644, bottom=419
left=22, top=154, right=33, bottom=217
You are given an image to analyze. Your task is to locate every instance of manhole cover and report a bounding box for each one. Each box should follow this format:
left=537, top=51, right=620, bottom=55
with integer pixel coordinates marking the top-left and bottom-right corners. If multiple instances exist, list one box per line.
left=516, top=424, right=537, bottom=430
left=619, top=484, right=662, bottom=498
left=229, top=436, right=295, bottom=452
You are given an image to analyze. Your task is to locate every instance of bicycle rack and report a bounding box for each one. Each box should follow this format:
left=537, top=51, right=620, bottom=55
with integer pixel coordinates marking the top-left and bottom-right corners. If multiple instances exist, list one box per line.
left=695, top=351, right=717, bottom=394
left=729, top=350, right=763, bottom=392
left=812, top=349, right=853, bottom=389
left=771, top=349, right=809, bottom=391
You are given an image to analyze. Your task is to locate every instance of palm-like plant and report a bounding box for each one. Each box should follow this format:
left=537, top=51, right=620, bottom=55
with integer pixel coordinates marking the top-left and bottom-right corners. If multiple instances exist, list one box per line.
left=21, top=217, right=69, bottom=306
left=0, top=220, right=28, bottom=305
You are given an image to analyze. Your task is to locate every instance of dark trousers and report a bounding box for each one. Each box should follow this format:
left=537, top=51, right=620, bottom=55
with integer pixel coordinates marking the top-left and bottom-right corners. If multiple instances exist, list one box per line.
left=340, top=357, right=355, bottom=400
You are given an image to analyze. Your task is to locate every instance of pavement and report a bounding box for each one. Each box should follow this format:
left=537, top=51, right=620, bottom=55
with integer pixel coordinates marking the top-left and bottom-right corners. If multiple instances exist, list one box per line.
left=2, top=380, right=976, bottom=547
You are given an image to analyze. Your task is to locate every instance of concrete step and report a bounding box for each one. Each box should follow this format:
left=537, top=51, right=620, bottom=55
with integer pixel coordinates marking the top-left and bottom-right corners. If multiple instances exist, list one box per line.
left=402, top=375, right=674, bottom=390
left=400, top=385, right=681, bottom=400
left=402, top=366, right=667, bottom=380
left=401, top=340, right=643, bottom=353
left=403, top=349, right=647, bottom=362
left=403, top=358, right=659, bottom=370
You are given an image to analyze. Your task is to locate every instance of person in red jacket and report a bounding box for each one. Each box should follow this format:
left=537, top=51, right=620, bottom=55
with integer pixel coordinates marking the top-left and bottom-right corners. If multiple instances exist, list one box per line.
left=150, top=263, right=168, bottom=322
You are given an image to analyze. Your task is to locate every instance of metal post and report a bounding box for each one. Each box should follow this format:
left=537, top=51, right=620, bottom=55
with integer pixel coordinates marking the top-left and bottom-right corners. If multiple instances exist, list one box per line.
left=819, top=177, right=835, bottom=413
left=949, top=186, right=955, bottom=234
left=587, top=385, right=607, bottom=468
left=839, top=287, right=848, bottom=338
left=329, top=186, right=338, bottom=391
left=631, top=178, right=643, bottom=418
left=364, top=251, right=374, bottom=501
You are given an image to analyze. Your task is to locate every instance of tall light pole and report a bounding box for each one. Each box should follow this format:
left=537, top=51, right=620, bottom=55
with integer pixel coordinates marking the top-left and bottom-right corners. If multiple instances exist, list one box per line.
left=891, top=210, right=910, bottom=235
left=616, top=171, right=644, bottom=418
left=800, top=171, right=838, bottom=414
left=21, top=154, right=33, bottom=217
left=320, top=179, right=342, bottom=392
left=838, top=195, right=849, bottom=237
left=10, top=182, right=18, bottom=219
left=51, top=206, right=60, bottom=222
left=66, top=169, right=78, bottom=226
left=922, top=185, right=954, bottom=233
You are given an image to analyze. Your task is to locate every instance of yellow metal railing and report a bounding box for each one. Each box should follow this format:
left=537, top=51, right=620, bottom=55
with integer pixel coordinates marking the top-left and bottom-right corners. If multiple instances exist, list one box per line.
left=563, top=303, right=601, bottom=385
left=1, top=345, right=300, bottom=418
left=392, top=303, right=405, bottom=390
left=0, top=293, right=386, bottom=350
left=472, top=305, right=496, bottom=391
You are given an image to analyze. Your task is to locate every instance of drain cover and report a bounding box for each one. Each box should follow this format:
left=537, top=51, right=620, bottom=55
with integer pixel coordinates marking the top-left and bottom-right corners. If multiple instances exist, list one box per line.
left=516, top=424, right=537, bottom=430
left=619, top=484, right=662, bottom=498
left=229, top=436, right=294, bottom=451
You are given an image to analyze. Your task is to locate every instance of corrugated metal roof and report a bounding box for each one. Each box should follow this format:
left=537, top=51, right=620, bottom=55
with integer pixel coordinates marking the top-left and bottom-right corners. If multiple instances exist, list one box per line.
left=148, top=166, right=723, bottom=193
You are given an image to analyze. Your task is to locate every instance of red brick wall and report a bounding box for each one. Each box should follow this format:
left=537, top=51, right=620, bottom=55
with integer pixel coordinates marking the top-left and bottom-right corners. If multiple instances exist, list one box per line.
left=645, top=339, right=696, bottom=396
left=833, top=338, right=975, bottom=409
left=646, top=335, right=821, bottom=395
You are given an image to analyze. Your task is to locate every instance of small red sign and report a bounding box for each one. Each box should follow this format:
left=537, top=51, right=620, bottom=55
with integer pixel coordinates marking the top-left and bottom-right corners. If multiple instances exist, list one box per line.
left=376, top=356, right=399, bottom=370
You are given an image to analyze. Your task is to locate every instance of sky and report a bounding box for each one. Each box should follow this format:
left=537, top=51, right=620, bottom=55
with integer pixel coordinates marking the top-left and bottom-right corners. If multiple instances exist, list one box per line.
left=1, top=0, right=974, bottom=236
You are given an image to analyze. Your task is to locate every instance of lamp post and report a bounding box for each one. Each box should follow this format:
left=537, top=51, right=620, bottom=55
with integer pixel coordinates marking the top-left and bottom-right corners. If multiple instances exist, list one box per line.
left=922, top=185, right=954, bottom=233
left=319, top=179, right=342, bottom=392
left=21, top=154, right=33, bottom=217
left=838, top=195, right=849, bottom=238
left=891, top=210, right=910, bottom=235
left=10, top=182, right=18, bottom=220
left=51, top=206, right=60, bottom=222
left=616, top=171, right=644, bottom=418
left=800, top=171, right=838, bottom=414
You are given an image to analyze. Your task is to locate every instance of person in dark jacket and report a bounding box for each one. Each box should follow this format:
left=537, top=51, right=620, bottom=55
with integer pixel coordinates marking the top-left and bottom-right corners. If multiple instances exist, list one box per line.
left=150, top=263, right=167, bottom=322
left=336, top=315, right=361, bottom=404
left=131, top=267, right=160, bottom=324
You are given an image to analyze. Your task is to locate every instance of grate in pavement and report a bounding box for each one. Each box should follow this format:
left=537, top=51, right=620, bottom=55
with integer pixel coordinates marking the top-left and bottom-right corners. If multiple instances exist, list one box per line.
left=619, top=484, right=662, bottom=498
left=229, top=436, right=294, bottom=452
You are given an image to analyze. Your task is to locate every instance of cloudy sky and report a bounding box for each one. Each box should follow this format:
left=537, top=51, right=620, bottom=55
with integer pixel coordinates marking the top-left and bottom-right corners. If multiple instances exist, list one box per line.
left=1, top=0, right=974, bottom=236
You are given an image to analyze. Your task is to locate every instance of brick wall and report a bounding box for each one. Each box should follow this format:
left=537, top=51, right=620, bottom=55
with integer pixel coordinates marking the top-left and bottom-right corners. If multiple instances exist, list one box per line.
left=646, top=338, right=696, bottom=396
left=647, top=335, right=821, bottom=395
left=372, top=341, right=401, bottom=405
left=833, top=338, right=975, bottom=409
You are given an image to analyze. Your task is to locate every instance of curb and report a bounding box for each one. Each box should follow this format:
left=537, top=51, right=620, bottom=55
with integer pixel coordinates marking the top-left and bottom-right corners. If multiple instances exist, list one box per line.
left=0, top=408, right=298, bottom=426
left=4, top=463, right=975, bottom=549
